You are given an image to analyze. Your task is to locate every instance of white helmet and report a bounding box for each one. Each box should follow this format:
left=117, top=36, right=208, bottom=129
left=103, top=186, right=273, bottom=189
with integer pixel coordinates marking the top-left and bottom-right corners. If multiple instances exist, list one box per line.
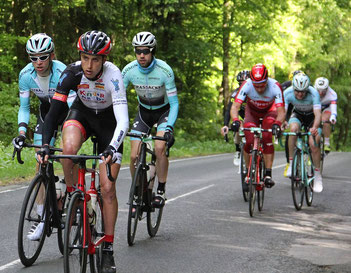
left=314, top=77, right=329, bottom=90
left=132, top=31, right=157, bottom=48
left=292, top=73, right=310, bottom=92
left=26, top=33, right=54, bottom=54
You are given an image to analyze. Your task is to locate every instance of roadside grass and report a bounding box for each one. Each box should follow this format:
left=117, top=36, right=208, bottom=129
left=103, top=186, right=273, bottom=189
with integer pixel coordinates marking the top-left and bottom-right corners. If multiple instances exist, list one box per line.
left=0, top=137, right=234, bottom=186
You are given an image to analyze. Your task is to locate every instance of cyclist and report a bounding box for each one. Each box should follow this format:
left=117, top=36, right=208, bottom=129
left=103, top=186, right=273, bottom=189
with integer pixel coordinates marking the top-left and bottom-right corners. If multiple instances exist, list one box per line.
left=281, top=70, right=304, bottom=177
left=122, top=31, right=179, bottom=208
left=230, top=63, right=285, bottom=189
left=284, top=73, right=323, bottom=192
left=221, top=70, right=249, bottom=166
left=314, top=77, right=337, bottom=153
left=38, top=30, right=129, bottom=273
left=12, top=33, right=76, bottom=241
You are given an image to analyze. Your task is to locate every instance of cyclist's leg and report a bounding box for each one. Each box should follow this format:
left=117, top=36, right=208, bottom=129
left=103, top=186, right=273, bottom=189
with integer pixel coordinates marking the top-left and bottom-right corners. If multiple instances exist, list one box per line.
left=261, top=112, right=276, bottom=187
left=322, top=109, right=332, bottom=150
left=286, top=114, right=301, bottom=177
left=242, top=106, right=259, bottom=167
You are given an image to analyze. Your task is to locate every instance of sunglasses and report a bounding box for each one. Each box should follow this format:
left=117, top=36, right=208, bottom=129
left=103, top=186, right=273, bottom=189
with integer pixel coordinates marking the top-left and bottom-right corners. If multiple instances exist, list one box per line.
left=135, top=48, right=153, bottom=55
left=294, top=90, right=305, bottom=94
left=29, top=54, right=50, bottom=62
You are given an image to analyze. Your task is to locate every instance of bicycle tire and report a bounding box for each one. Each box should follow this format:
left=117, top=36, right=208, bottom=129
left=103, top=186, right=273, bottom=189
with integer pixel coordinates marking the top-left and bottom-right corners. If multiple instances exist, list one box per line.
left=17, top=174, right=48, bottom=266
left=56, top=191, right=65, bottom=255
left=64, top=192, right=88, bottom=273
left=249, top=151, right=257, bottom=217
left=257, top=155, right=265, bottom=211
left=240, top=147, right=248, bottom=202
left=147, top=175, right=163, bottom=237
left=127, top=164, right=143, bottom=246
left=90, top=192, right=104, bottom=273
left=291, top=149, right=304, bottom=210
left=305, top=152, right=314, bottom=206
left=319, top=134, right=325, bottom=175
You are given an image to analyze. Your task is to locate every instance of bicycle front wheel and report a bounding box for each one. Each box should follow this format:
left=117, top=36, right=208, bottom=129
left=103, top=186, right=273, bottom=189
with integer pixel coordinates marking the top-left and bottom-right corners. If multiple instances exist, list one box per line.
left=127, top=164, right=143, bottom=246
left=257, top=156, right=265, bottom=212
left=18, top=174, right=48, bottom=266
left=291, top=149, right=304, bottom=210
left=64, top=192, right=88, bottom=273
left=249, top=151, right=257, bottom=217
left=305, top=152, right=314, bottom=206
left=240, top=147, right=248, bottom=202
left=147, top=176, right=163, bottom=237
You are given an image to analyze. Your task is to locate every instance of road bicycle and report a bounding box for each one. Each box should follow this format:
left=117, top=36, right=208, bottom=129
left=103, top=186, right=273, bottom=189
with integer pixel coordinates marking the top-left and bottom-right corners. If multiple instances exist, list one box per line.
left=14, top=143, right=64, bottom=267
left=126, top=132, right=168, bottom=246
left=59, top=137, right=113, bottom=273
left=241, top=125, right=271, bottom=217
left=281, top=130, right=315, bottom=210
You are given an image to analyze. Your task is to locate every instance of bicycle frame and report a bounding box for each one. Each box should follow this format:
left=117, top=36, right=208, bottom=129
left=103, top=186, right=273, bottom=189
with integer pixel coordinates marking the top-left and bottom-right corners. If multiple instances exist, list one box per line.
left=283, top=131, right=315, bottom=187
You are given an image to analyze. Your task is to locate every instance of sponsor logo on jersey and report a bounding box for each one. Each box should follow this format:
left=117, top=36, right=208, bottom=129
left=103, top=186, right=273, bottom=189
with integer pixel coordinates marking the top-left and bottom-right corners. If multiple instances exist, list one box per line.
left=95, top=83, right=105, bottom=89
left=111, top=79, right=120, bottom=92
left=79, top=90, right=106, bottom=102
left=53, top=92, right=68, bottom=102
left=78, top=84, right=89, bottom=89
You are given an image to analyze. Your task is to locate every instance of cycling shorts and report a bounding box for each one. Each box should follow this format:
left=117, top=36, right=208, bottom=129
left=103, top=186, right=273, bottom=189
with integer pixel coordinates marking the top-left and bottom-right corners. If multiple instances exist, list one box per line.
left=130, top=104, right=170, bottom=140
left=64, top=100, right=123, bottom=155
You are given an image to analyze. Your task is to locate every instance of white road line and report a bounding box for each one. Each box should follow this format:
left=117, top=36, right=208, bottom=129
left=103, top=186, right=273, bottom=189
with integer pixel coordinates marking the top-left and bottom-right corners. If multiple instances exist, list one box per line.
left=0, top=259, right=20, bottom=271
left=167, top=184, right=215, bottom=203
left=0, top=186, right=28, bottom=194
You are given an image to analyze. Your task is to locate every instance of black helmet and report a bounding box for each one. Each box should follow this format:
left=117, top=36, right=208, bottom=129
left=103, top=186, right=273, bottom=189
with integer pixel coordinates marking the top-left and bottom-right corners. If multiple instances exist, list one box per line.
left=77, top=30, right=112, bottom=55
left=237, top=70, right=250, bottom=82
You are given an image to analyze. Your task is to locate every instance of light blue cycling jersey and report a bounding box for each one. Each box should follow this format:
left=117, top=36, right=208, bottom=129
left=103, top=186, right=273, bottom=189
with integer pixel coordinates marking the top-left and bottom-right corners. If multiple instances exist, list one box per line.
left=283, top=86, right=321, bottom=114
left=18, top=60, right=75, bottom=133
left=122, top=58, right=179, bottom=128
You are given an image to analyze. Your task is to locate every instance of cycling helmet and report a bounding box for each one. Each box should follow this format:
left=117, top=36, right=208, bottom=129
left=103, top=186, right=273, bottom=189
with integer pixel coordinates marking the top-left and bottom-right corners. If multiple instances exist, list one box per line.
left=237, top=70, right=250, bottom=82
left=292, top=73, right=310, bottom=92
left=132, top=31, right=157, bottom=48
left=250, top=64, right=268, bottom=84
left=288, top=70, right=304, bottom=81
left=77, top=30, right=112, bottom=55
left=26, top=33, right=54, bottom=54
left=314, top=77, right=329, bottom=90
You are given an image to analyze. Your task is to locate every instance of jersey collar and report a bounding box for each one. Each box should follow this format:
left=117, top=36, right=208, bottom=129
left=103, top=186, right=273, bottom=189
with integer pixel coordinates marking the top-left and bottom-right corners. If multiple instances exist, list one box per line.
left=137, top=57, right=156, bottom=74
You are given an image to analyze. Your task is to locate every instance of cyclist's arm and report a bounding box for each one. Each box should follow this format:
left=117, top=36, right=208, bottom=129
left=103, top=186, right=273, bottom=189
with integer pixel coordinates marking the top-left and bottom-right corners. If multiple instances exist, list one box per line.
left=18, top=91, right=30, bottom=135
left=109, top=73, right=129, bottom=151
left=42, top=97, right=67, bottom=145
left=223, top=100, right=233, bottom=126
left=164, top=67, right=178, bottom=129
left=230, top=101, right=242, bottom=121
left=312, top=108, right=322, bottom=130
left=276, top=105, right=286, bottom=124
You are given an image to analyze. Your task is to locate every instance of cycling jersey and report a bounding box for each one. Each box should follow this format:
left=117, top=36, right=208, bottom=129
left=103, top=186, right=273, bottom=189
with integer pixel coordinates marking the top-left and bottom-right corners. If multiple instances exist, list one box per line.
left=235, top=78, right=284, bottom=112
left=283, top=86, right=321, bottom=115
left=320, top=87, right=337, bottom=118
left=42, top=61, right=129, bottom=152
left=122, top=58, right=179, bottom=129
left=18, top=60, right=76, bottom=133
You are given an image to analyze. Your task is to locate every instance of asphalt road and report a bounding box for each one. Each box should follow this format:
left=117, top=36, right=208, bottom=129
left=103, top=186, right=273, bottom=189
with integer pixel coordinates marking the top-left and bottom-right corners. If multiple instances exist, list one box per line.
left=0, top=152, right=351, bottom=273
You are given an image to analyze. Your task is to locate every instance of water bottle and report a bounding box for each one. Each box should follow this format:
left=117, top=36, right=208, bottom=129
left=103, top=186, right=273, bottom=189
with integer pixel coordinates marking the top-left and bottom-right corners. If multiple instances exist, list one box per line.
left=147, top=163, right=156, bottom=189
left=55, top=179, right=66, bottom=211
left=86, top=194, right=96, bottom=225
left=145, top=135, right=153, bottom=150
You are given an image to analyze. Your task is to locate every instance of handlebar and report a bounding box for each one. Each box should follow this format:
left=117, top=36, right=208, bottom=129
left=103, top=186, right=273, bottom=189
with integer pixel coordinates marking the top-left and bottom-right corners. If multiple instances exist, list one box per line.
left=12, top=143, right=62, bottom=165
left=126, top=132, right=170, bottom=157
left=279, top=131, right=317, bottom=147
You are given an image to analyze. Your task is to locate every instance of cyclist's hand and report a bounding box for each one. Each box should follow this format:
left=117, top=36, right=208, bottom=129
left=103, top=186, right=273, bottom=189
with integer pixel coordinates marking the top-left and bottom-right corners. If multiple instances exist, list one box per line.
left=164, top=129, right=175, bottom=148
left=272, top=123, right=282, bottom=138
left=231, top=120, right=240, bottom=132
left=221, top=126, right=229, bottom=136
left=282, top=121, right=289, bottom=130
left=329, top=114, right=337, bottom=124
left=101, top=145, right=118, bottom=164
left=12, top=134, right=26, bottom=149
left=36, top=145, right=50, bottom=164
left=309, top=127, right=318, bottom=136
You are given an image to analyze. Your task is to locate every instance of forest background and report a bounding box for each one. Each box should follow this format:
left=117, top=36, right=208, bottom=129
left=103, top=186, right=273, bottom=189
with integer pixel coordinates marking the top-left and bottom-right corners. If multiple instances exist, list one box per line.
left=0, top=0, right=350, bottom=151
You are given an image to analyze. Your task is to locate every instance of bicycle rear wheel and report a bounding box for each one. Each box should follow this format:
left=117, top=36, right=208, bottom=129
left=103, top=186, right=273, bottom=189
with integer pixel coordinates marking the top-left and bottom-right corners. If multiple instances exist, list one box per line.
left=249, top=151, right=257, bottom=217
left=17, top=174, right=48, bottom=266
left=305, top=152, right=314, bottom=206
left=257, top=156, right=265, bottom=212
left=147, top=176, right=163, bottom=237
left=89, top=191, right=104, bottom=273
left=64, top=192, right=88, bottom=273
left=291, top=149, right=304, bottom=210
left=240, top=147, right=248, bottom=202
left=127, top=164, right=143, bottom=246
